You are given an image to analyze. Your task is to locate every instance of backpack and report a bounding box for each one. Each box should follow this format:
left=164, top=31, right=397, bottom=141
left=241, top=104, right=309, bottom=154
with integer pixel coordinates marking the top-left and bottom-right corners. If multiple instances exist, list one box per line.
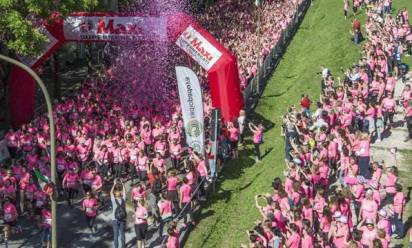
left=114, top=198, right=127, bottom=221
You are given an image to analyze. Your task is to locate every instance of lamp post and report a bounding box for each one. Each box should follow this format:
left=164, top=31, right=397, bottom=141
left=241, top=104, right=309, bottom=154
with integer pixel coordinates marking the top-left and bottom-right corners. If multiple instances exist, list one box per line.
left=0, top=54, right=57, bottom=248
left=255, top=0, right=263, bottom=95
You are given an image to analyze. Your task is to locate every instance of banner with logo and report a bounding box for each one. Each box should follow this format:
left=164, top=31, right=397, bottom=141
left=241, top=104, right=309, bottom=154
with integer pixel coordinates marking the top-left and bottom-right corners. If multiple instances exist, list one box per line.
left=0, top=139, right=10, bottom=162
left=63, top=15, right=168, bottom=42
left=175, top=66, right=204, bottom=154
left=175, top=25, right=222, bottom=71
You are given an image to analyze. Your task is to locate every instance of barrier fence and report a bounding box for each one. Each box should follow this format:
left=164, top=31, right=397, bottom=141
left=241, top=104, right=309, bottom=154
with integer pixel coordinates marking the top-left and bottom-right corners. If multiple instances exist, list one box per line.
left=244, top=0, right=312, bottom=113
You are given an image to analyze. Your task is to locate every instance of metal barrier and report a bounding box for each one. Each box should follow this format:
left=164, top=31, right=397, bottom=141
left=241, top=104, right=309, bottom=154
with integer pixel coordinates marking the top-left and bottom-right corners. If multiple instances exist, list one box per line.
left=159, top=176, right=208, bottom=247
left=244, top=0, right=312, bottom=113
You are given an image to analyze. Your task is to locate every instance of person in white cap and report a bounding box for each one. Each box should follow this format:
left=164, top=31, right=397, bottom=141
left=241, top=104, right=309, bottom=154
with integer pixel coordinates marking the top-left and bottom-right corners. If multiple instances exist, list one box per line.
left=328, top=214, right=349, bottom=248
left=357, top=218, right=377, bottom=247
left=377, top=209, right=391, bottom=237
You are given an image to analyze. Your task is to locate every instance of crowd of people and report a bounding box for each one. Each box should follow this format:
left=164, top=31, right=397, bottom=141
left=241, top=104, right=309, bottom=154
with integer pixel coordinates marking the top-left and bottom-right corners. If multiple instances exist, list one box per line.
left=241, top=1, right=412, bottom=248
left=197, top=0, right=303, bottom=90
left=0, top=1, right=309, bottom=248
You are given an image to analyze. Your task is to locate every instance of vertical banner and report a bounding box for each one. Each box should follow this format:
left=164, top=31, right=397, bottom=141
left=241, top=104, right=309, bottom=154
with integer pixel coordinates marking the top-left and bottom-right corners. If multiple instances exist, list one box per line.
left=175, top=66, right=204, bottom=154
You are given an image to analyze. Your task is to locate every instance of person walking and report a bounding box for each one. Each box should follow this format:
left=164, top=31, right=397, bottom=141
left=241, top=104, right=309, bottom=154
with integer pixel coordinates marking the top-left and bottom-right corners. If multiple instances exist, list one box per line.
left=179, top=177, right=194, bottom=227
left=249, top=122, right=264, bottom=162
left=81, top=191, right=99, bottom=235
left=134, top=199, right=148, bottom=248
left=110, top=179, right=127, bottom=248
left=237, top=109, right=246, bottom=144
left=404, top=101, right=412, bottom=142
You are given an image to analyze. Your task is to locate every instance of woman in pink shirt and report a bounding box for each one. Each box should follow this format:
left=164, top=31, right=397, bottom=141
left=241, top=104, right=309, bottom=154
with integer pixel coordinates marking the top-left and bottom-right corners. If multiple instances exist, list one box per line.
left=356, top=133, right=372, bottom=179
left=381, top=92, right=396, bottom=128
left=81, top=166, right=94, bottom=193
left=166, top=227, right=180, bottom=248
left=62, top=168, right=80, bottom=206
left=136, top=150, right=148, bottom=181
left=40, top=205, right=52, bottom=248
left=385, top=166, right=398, bottom=200
left=24, top=178, right=37, bottom=216
left=359, top=189, right=378, bottom=222
left=82, top=191, right=99, bottom=234
left=158, top=193, right=173, bottom=237
left=166, top=170, right=179, bottom=215
left=249, top=122, right=264, bottom=162
left=392, top=184, right=405, bottom=239
left=179, top=178, right=194, bottom=227
left=3, top=198, right=18, bottom=241
left=285, top=223, right=301, bottom=248
left=228, top=122, right=240, bottom=159
left=134, top=199, right=148, bottom=248
left=169, top=140, right=182, bottom=169
left=329, top=215, right=349, bottom=248
left=302, top=226, right=314, bottom=248
left=358, top=219, right=378, bottom=247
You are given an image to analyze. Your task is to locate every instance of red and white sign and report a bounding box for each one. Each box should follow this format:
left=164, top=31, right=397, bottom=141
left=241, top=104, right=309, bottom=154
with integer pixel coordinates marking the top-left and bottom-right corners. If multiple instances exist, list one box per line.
left=176, top=25, right=222, bottom=71
left=63, top=16, right=167, bottom=42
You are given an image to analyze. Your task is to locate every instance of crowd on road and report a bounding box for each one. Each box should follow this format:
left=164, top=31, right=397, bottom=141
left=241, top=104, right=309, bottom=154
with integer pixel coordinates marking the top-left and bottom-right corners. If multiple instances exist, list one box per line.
left=242, top=1, right=412, bottom=248
left=0, top=0, right=308, bottom=248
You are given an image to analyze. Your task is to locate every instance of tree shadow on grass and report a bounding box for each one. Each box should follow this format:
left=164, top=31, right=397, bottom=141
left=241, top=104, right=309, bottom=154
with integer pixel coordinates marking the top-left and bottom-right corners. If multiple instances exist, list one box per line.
left=239, top=172, right=263, bottom=191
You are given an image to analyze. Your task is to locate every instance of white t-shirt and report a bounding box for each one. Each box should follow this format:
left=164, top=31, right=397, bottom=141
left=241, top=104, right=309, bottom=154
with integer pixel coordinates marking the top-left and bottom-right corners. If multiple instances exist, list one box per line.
left=237, top=116, right=246, bottom=133
left=322, top=68, right=329, bottom=79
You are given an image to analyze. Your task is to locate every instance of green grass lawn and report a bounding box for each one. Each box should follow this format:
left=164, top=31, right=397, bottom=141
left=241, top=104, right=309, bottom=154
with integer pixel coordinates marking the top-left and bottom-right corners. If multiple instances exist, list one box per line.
left=185, top=0, right=412, bottom=247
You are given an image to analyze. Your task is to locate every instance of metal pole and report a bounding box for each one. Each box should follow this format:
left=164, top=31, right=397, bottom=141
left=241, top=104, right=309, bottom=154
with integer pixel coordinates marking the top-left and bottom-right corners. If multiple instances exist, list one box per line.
left=0, top=54, right=57, bottom=248
left=256, top=4, right=262, bottom=95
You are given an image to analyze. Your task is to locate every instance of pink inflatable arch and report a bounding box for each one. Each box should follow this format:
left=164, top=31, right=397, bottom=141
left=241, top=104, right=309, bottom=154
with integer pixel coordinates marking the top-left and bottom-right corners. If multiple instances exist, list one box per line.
left=8, top=12, right=243, bottom=127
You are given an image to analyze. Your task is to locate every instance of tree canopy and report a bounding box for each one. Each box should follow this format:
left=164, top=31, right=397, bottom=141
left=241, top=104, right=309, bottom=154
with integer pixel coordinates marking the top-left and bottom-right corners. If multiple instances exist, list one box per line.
left=0, top=0, right=99, bottom=57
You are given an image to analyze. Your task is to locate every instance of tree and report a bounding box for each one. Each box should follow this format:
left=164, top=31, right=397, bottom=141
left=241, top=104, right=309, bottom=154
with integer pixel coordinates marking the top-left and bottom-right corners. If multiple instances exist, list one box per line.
left=0, top=0, right=100, bottom=57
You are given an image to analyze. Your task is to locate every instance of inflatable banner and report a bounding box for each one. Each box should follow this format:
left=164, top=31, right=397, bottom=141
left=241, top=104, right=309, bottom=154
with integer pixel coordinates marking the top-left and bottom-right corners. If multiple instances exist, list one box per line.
left=8, top=12, right=244, bottom=127
left=176, top=66, right=204, bottom=154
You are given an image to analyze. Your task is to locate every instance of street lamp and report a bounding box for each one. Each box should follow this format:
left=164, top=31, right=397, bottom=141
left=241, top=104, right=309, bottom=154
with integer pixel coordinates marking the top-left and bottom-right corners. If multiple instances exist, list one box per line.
left=0, top=54, right=57, bottom=248
left=255, top=0, right=263, bottom=95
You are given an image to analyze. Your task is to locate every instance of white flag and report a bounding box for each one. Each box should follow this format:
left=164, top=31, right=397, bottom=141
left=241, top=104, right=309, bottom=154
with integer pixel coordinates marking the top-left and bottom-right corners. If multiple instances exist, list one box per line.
left=175, top=66, right=204, bottom=154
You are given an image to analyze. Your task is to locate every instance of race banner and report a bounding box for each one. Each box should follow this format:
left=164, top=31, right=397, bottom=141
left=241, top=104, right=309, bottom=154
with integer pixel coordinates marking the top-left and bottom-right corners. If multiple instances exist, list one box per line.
left=175, top=66, right=205, bottom=154
left=63, top=15, right=168, bottom=42
left=175, top=25, right=222, bottom=71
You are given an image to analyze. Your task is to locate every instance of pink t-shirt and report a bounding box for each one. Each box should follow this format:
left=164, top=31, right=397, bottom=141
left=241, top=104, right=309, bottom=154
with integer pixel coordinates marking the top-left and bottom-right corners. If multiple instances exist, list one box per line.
left=360, top=226, right=377, bottom=246
left=357, top=140, right=370, bottom=157
left=253, top=128, right=263, bottom=144
left=3, top=203, right=17, bottom=222
left=302, top=234, right=314, bottom=248
left=158, top=200, right=172, bottom=219
left=180, top=184, right=192, bottom=203
left=167, top=177, right=178, bottom=191
left=385, top=173, right=397, bottom=194
left=197, top=160, right=207, bottom=177
left=361, top=199, right=378, bottom=221
left=393, top=192, right=405, bottom=214
left=286, top=233, right=301, bottom=248
left=91, top=175, right=102, bottom=191
left=166, top=233, right=179, bottom=248
left=41, top=209, right=52, bottom=227
left=134, top=206, right=148, bottom=224
left=64, top=173, right=79, bottom=189
left=83, top=198, right=98, bottom=217
left=333, top=224, right=349, bottom=248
